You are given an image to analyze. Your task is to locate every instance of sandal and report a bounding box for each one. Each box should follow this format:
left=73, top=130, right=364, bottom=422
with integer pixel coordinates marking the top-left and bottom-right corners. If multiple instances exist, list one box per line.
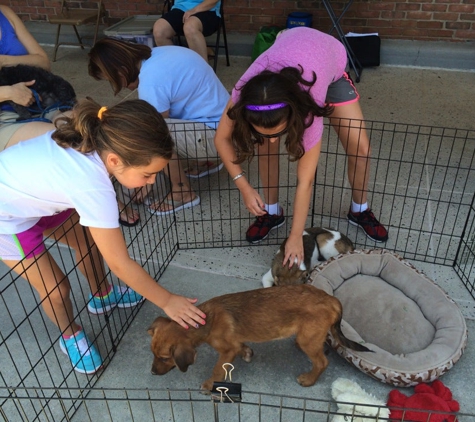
left=119, top=207, right=140, bottom=227
left=184, top=161, right=224, bottom=179
left=147, top=195, right=201, bottom=216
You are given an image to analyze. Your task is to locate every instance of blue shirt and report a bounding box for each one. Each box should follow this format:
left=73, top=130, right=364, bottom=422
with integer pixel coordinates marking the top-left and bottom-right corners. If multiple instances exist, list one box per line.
left=138, top=46, right=229, bottom=126
left=0, top=10, right=28, bottom=56
left=172, top=0, right=221, bottom=17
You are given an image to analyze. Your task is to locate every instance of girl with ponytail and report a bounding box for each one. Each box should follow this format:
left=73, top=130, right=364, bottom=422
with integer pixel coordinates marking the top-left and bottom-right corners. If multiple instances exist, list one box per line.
left=0, top=98, right=206, bottom=375
left=215, top=27, right=388, bottom=268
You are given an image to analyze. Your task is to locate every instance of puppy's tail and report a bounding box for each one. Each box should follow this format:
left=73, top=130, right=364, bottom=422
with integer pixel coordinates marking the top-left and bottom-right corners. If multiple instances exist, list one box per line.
left=330, top=316, right=373, bottom=353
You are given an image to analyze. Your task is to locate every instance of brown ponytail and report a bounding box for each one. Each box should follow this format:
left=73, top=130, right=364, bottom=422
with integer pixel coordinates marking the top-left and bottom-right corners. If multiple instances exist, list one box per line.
left=52, top=98, right=174, bottom=167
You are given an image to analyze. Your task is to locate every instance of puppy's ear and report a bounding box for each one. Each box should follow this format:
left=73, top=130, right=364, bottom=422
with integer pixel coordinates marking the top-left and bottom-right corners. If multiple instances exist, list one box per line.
left=147, top=316, right=168, bottom=336
left=173, top=343, right=196, bottom=372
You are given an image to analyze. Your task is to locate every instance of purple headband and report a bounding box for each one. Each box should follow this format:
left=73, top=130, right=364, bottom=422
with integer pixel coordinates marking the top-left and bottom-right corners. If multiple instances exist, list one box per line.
left=245, top=103, right=287, bottom=111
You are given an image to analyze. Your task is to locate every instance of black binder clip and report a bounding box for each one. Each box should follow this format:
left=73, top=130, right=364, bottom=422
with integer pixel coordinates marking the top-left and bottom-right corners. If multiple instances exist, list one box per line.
left=211, top=363, right=242, bottom=403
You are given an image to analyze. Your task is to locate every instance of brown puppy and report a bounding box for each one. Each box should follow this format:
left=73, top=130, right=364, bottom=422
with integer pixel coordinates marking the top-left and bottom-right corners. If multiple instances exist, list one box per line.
left=148, top=285, right=371, bottom=391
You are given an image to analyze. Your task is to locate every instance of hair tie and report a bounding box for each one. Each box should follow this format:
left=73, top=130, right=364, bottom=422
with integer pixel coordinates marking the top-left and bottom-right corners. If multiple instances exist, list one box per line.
left=97, top=106, right=107, bottom=120
left=245, top=103, right=287, bottom=111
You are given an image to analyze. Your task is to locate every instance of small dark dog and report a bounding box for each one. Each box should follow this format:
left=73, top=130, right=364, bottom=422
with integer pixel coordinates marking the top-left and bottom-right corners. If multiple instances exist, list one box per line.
left=148, top=285, right=371, bottom=391
left=262, top=227, right=354, bottom=287
left=0, top=64, right=76, bottom=120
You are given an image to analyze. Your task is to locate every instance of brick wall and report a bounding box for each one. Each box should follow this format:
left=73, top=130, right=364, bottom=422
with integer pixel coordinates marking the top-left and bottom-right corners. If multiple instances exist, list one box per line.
left=7, top=0, right=475, bottom=42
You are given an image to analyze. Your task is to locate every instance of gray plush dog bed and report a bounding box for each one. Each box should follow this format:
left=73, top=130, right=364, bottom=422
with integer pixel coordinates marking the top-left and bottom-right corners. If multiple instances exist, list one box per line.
left=310, top=249, right=467, bottom=387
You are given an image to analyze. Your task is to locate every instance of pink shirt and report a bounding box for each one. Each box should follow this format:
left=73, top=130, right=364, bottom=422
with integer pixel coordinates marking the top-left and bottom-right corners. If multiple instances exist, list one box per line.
left=232, top=27, right=347, bottom=151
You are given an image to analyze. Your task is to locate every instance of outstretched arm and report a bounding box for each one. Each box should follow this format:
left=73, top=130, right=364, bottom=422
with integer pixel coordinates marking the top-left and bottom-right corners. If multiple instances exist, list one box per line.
left=283, top=141, right=322, bottom=267
left=89, top=226, right=206, bottom=329
left=214, top=99, right=265, bottom=215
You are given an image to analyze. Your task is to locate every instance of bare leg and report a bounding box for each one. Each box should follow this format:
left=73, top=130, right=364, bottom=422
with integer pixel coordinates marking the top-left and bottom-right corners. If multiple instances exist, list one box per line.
left=3, top=255, right=80, bottom=336
left=149, top=153, right=198, bottom=212
left=258, top=139, right=280, bottom=206
left=329, top=101, right=370, bottom=206
left=45, top=211, right=109, bottom=296
left=117, top=199, right=140, bottom=225
left=153, top=18, right=176, bottom=47
left=183, top=17, right=208, bottom=62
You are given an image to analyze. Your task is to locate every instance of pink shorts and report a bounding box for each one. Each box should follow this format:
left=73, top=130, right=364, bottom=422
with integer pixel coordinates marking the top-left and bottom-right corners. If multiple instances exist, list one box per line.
left=0, top=209, right=73, bottom=260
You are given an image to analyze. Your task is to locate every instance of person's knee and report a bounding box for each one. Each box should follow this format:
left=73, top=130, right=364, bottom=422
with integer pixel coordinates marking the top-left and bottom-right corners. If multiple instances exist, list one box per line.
left=153, top=19, right=175, bottom=42
left=42, top=282, right=72, bottom=306
left=354, top=137, right=371, bottom=158
left=183, top=18, right=204, bottom=38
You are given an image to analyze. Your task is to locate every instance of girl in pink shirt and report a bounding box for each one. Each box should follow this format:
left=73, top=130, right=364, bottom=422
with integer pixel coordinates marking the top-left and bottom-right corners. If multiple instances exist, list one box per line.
left=215, top=27, right=387, bottom=269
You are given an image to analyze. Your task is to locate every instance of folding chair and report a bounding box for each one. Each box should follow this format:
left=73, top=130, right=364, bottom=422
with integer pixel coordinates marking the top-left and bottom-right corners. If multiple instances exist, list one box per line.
left=321, top=0, right=363, bottom=82
left=48, top=0, right=106, bottom=62
left=206, top=0, right=230, bottom=72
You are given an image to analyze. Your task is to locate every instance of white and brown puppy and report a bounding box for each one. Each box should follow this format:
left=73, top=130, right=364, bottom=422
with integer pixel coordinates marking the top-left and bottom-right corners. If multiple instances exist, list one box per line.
left=262, top=227, right=354, bottom=287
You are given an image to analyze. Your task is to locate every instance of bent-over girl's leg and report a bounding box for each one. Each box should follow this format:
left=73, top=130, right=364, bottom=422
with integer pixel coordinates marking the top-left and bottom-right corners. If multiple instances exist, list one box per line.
left=245, top=138, right=285, bottom=243
left=3, top=254, right=79, bottom=336
left=44, top=211, right=109, bottom=297
left=329, top=100, right=370, bottom=206
left=46, top=211, right=143, bottom=314
left=329, top=101, right=388, bottom=242
left=258, top=138, right=280, bottom=206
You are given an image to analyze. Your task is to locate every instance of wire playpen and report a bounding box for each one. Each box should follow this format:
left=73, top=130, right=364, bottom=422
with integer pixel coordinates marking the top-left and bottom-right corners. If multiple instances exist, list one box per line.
left=1, top=120, right=474, bottom=421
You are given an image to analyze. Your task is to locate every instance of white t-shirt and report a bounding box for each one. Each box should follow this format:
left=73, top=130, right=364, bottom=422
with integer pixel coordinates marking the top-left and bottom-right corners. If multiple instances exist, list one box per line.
left=138, top=46, right=230, bottom=126
left=0, top=131, right=119, bottom=234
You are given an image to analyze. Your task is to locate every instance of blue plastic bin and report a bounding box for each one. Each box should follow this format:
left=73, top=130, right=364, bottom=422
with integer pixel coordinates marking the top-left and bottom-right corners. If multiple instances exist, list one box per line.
left=286, top=12, right=313, bottom=29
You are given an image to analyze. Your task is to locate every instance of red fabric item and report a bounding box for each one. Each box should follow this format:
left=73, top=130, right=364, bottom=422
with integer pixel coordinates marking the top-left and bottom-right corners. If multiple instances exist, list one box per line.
left=388, top=380, right=460, bottom=421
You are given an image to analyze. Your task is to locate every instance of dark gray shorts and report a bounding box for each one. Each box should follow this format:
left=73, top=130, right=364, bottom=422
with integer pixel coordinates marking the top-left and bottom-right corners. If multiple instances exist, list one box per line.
left=325, top=72, right=359, bottom=105
left=163, top=8, right=220, bottom=37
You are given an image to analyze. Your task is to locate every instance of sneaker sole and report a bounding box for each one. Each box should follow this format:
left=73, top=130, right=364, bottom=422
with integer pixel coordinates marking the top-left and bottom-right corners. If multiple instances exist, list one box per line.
left=88, top=294, right=145, bottom=314
left=347, top=218, right=388, bottom=243
left=59, top=340, right=102, bottom=375
left=87, top=303, right=116, bottom=315
left=247, top=219, right=285, bottom=244
left=116, top=296, right=145, bottom=308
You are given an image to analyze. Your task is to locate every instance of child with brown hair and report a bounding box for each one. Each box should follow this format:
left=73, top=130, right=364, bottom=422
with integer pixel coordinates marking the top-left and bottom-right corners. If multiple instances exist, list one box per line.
left=0, top=98, right=206, bottom=374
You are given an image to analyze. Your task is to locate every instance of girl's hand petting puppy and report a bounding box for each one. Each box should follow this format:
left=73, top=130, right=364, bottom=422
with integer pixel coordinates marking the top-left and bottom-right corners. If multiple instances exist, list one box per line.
left=283, top=234, right=304, bottom=268
left=163, top=294, right=206, bottom=329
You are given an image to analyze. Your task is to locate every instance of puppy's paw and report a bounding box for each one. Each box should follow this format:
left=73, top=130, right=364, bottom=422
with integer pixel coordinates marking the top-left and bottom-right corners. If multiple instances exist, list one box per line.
left=200, top=379, right=214, bottom=392
left=297, top=372, right=318, bottom=387
left=241, top=345, right=254, bottom=363
left=261, top=269, right=274, bottom=288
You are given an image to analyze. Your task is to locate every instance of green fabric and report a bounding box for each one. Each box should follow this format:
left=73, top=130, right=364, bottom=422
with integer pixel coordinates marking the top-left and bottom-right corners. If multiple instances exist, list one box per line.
left=251, top=26, right=283, bottom=62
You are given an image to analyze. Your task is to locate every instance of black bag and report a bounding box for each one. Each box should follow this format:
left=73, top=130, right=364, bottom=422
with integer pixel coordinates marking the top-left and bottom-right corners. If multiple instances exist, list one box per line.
left=345, top=35, right=381, bottom=67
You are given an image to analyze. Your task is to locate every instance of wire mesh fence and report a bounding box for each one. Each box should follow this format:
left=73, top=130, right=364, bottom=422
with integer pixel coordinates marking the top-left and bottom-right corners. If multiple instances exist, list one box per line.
left=1, top=387, right=471, bottom=422
left=1, top=119, right=474, bottom=421
left=165, top=120, right=475, bottom=296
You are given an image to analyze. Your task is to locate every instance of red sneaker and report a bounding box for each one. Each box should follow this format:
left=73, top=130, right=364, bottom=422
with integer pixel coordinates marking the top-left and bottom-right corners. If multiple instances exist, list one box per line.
left=347, top=209, right=388, bottom=242
left=246, top=212, right=285, bottom=243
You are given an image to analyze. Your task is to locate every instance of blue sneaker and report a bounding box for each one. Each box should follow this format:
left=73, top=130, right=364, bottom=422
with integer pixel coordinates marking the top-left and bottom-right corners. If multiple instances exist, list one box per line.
left=87, top=285, right=144, bottom=315
left=59, top=330, right=102, bottom=374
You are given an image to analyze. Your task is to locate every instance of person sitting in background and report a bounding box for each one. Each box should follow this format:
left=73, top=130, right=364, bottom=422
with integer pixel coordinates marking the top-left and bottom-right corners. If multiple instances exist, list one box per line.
left=0, top=4, right=50, bottom=70
left=153, top=0, right=221, bottom=63
left=0, top=4, right=52, bottom=151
